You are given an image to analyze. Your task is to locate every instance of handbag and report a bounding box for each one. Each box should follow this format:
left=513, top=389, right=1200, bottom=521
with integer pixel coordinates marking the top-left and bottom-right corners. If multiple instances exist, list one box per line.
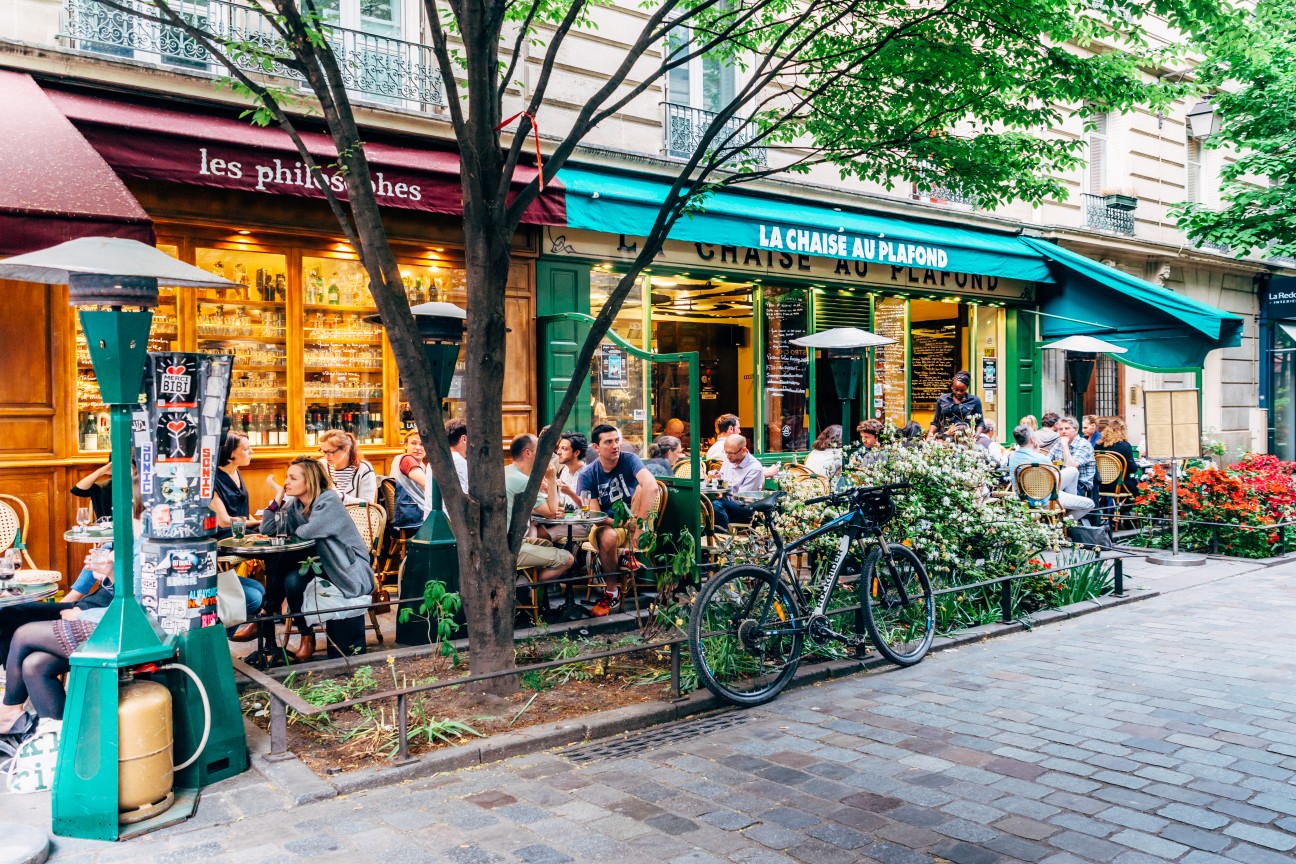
left=301, top=577, right=356, bottom=625
left=6, top=719, right=61, bottom=795
left=1068, top=523, right=1115, bottom=550
left=216, top=569, right=248, bottom=626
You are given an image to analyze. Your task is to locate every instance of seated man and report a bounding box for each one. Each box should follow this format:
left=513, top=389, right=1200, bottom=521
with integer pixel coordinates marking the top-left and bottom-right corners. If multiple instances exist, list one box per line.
left=705, top=414, right=741, bottom=461
left=1007, top=425, right=1094, bottom=522
left=578, top=423, right=658, bottom=615
left=712, top=434, right=765, bottom=530
left=505, top=434, right=574, bottom=583
left=1053, top=415, right=1096, bottom=498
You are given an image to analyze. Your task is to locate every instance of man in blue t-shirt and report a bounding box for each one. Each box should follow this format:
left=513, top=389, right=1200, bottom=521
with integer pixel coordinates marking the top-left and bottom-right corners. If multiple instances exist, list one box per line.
left=578, top=423, right=657, bottom=614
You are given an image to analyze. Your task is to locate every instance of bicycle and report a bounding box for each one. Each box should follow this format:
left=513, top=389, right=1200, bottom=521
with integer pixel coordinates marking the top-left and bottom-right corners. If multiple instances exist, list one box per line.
left=688, top=482, right=934, bottom=707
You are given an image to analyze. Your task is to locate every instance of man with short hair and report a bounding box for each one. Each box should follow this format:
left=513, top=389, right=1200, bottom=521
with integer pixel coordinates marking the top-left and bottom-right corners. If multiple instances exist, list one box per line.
left=706, top=414, right=741, bottom=460
left=664, top=418, right=686, bottom=441
left=1082, top=414, right=1101, bottom=446
left=1052, top=416, right=1096, bottom=496
left=711, top=434, right=765, bottom=529
left=1040, top=412, right=1060, bottom=429
left=578, top=423, right=658, bottom=614
left=446, top=419, right=469, bottom=493
left=504, top=434, right=573, bottom=582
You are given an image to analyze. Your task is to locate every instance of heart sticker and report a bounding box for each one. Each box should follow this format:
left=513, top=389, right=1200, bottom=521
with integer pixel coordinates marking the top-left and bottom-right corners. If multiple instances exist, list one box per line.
left=166, top=420, right=187, bottom=434
left=165, top=365, right=186, bottom=375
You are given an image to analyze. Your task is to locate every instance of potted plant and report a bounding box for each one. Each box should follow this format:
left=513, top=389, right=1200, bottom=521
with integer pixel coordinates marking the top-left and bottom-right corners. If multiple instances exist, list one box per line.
left=1100, top=187, right=1138, bottom=211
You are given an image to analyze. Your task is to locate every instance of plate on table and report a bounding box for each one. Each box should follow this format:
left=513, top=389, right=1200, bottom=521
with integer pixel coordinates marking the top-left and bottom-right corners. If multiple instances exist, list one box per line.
left=15, top=572, right=59, bottom=587
left=75, top=523, right=113, bottom=538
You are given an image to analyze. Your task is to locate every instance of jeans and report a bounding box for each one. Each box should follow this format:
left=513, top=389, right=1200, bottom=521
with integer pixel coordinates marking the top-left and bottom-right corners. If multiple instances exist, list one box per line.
left=712, top=498, right=754, bottom=531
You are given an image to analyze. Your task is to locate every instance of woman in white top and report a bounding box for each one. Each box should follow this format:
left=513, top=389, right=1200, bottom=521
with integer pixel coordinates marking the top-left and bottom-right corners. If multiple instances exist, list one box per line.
left=802, top=424, right=843, bottom=477
left=316, top=429, right=378, bottom=504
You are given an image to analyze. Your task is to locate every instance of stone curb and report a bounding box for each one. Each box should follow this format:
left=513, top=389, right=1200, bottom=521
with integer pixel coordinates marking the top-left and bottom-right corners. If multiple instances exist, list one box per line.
left=257, top=586, right=1161, bottom=803
left=1115, top=544, right=1296, bottom=568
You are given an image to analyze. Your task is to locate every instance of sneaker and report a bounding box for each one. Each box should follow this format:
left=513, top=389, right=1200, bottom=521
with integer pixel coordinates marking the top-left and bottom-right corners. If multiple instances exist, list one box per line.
left=590, top=591, right=620, bottom=617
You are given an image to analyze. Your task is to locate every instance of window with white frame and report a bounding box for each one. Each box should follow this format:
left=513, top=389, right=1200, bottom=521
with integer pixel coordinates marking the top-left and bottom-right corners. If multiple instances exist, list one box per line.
left=664, top=23, right=736, bottom=113
left=1185, top=135, right=1203, bottom=203
left=1087, top=111, right=1109, bottom=194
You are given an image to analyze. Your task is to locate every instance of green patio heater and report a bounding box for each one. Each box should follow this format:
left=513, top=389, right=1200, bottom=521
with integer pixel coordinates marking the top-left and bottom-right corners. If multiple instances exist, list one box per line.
left=792, top=327, right=897, bottom=441
left=364, top=302, right=467, bottom=644
left=0, top=238, right=242, bottom=840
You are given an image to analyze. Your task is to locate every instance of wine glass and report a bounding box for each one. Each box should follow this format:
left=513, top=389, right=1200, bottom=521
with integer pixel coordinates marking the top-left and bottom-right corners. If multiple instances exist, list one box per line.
left=76, top=506, right=92, bottom=532
left=0, top=550, right=15, bottom=595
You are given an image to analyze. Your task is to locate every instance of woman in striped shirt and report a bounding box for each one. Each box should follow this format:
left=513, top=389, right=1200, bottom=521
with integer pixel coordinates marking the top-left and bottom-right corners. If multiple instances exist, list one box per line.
left=317, top=429, right=378, bottom=504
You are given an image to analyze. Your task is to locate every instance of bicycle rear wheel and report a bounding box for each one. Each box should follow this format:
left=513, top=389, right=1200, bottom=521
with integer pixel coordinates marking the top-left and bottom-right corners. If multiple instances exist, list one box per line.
left=688, top=564, right=803, bottom=707
left=860, top=543, right=934, bottom=667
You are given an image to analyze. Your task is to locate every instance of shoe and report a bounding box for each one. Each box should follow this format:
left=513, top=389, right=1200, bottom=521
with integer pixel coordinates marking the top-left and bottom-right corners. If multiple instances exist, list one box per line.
left=293, top=637, right=315, bottom=663
left=229, top=623, right=259, bottom=642
left=591, top=591, right=620, bottom=617
left=0, top=710, right=35, bottom=739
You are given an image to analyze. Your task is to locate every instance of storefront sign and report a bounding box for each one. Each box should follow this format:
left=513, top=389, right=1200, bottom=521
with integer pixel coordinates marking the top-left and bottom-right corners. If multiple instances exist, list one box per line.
left=547, top=228, right=1033, bottom=301
left=1263, top=276, right=1296, bottom=320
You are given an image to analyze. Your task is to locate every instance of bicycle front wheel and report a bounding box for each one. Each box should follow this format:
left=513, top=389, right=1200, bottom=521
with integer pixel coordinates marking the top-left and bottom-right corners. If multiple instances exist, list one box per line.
left=861, top=543, right=934, bottom=667
left=688, top=564, right=804, bottom=707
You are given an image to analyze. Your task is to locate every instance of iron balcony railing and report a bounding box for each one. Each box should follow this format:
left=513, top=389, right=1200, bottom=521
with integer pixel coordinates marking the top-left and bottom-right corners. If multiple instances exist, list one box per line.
left=60, top=0, right=445, bottom=107
left=913, top=179, right=978, bottom=208
left=664, top=102, right=767, bottom=168
left=1082, top=192, right=1137, bottom=235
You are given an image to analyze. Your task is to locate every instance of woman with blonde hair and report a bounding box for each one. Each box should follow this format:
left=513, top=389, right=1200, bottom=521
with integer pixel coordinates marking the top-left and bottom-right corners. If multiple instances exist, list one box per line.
left=1019, top=415, right=1038, bottom=432
left=316, top=429, right=377, bottom=504
left=261, top=457, right=375, bottom=661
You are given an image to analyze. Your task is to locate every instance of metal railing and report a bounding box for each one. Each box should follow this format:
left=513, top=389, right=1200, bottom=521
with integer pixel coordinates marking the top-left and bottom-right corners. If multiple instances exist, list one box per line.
left=237, top=544, right=1121, bottom=762
left=664, top=102, right=767, bottom=167
left=913, top=179, right=978, bottom=208
left=60, top=0, right=445, bottom=107
left=1082, top=193, right=1136, bottom=235
left=1114, top=512, right=1296, bottom=558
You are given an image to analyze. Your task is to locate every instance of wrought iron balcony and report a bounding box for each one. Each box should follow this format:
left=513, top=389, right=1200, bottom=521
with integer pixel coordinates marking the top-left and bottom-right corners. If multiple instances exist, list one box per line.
left=664, top=103, right=767, bottom=168
left=60, top=0, right=445, bottom=108
left=1081, top=192, right=1136, bottom=235
left=913, top=179, right=978, bottom=208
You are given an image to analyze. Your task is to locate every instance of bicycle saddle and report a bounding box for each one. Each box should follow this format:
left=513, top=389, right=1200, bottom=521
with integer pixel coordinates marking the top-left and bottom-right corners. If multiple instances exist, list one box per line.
left=748, top=491, right=786, bottom=514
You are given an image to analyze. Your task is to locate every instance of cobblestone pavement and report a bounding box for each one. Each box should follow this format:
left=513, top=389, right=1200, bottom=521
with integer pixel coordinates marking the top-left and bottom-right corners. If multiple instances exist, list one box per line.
left=38, top=559, right=1296, bottom=862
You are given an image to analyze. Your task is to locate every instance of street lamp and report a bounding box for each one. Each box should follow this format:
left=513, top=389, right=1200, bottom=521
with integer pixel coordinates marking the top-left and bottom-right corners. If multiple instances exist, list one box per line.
left=1186, top=99, right=1218, bottom=139
left=364, top=302, right=466, bottom=649
left=0, top=237, right=238, bottom=840
left=791, top=327, right=896, bottom=437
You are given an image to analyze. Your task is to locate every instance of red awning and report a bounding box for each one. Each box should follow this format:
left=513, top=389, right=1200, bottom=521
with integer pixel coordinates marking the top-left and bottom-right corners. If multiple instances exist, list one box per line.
left=0, top=71, right=154, bottom=256
left=45, top=89, right=565, bottom=225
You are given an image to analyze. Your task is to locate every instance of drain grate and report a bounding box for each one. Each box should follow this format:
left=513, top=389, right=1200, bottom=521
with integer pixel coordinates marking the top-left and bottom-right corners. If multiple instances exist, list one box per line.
left=562, top=710, right=756, bottom=763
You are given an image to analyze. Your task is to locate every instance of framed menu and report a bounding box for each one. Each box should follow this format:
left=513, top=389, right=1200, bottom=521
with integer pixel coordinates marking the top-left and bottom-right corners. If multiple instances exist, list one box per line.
left=763, top=287, right=809, bottom=452
left=1144, top=389, right=1201, bottom=459
left=911, top=320, right=960, bottom=411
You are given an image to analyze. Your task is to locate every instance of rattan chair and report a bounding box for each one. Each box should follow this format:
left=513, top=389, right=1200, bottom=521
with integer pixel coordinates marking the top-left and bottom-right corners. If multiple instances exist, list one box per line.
left=1094, top=451, right=1133, bottom=528
left=375, top=477, right=412, bottom=595
left=672, top=459, right=693, bottom=479
left=1014, top=463, right=1065, bottom=524
left=784, top=463, right=818, bottom=479
left=782, top=472, right=829, bottom=498
left=0, top=494, right=62, bottom=581
left=581, top=479, right=667, bottom=614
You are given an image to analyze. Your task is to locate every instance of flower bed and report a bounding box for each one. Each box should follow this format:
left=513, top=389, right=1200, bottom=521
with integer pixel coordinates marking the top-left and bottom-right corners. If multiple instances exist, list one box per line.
left=1129, top=454, right=1296, bottom=558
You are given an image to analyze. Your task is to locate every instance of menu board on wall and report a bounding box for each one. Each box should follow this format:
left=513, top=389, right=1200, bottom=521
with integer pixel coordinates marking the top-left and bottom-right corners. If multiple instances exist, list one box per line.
left=1144, top=389, right=1201, bottom=459
left=911, top=321, right=960, bottom=410
left=763, top=288, right=809, bottom=451
left=874, top=298, right=906, bottom=423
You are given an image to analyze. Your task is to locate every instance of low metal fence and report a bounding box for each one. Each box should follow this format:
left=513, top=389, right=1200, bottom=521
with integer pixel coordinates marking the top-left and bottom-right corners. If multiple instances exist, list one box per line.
left=1109, top=511, right=1296, bottom=558
left=235, top=546, right=1125, bottom=763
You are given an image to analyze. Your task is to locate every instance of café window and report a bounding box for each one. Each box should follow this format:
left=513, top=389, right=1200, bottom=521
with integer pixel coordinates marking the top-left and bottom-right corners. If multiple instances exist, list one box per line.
left=761, top=286, right=809, bottom=452
left=395, top=256, right=469, bottom=433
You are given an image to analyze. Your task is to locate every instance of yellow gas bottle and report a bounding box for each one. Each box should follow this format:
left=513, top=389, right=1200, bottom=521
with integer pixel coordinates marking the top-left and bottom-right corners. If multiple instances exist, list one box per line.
left=118, top=679, right=175, bottom=824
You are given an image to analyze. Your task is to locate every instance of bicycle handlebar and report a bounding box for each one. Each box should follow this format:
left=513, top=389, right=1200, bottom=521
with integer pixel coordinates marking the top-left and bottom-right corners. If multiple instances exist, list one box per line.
left=803, top=482, right=911, bottom=506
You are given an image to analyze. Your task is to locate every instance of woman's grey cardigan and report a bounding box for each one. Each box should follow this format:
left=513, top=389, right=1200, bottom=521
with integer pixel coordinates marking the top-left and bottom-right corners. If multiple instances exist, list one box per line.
left=262, top=489, right=375, bottom=599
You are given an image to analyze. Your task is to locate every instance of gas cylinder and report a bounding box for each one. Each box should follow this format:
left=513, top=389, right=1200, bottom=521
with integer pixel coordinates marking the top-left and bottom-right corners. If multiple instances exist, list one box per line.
left=118, top=679, right=175, bottom=824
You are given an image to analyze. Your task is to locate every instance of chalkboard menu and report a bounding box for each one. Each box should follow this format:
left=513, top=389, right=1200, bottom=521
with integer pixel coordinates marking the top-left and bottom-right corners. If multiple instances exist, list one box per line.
left=763, top=288, right=808, bottom=452
left=874, top=298, right=907, bottom=423
left=911, top=321, right=960, bottom=410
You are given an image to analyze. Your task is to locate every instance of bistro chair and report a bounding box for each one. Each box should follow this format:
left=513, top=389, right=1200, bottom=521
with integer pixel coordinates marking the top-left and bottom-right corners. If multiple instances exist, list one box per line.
left=0, top=494, right=62, bottom=581
left=1014, top=463, right=1065, bottom=525
left=375, top=477, right=412, bottom=595
left=1094, top=451, right=1133, bottom=529
left=672, top=459, right=693, bottom=479
left=698, top=493, right=733, bottom=567
left=784, top=463, right=818, bottom=479
left=581, top=479, right=667, bottom=615
left=781, top=471, right=829, bottom=498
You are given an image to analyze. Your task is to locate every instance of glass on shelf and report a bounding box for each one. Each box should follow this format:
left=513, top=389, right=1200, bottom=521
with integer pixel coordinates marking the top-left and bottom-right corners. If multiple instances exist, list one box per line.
left=75, top=245, right=181, bottom=453
left=303, top=256, right=385, bottom=448
left=197, top=247, right=290, bottom=447
left=395, top=261, right=468, bottom=433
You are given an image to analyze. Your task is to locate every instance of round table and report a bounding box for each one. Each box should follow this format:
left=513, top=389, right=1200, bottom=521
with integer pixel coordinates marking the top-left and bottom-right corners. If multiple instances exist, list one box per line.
left=531, top=515, right=606, bottom=621
left=217, top=536, right=315, bottom=668
left=63, top=526, right=114, bottom=545
left=0, top=585, right=57, bottom=608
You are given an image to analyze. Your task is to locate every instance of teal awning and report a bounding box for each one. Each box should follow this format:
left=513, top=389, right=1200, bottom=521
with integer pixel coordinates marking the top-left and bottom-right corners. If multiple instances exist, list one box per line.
left=561, top=167, right=1054, bottom=283
left=1024, top=238, right=1244, bottom=370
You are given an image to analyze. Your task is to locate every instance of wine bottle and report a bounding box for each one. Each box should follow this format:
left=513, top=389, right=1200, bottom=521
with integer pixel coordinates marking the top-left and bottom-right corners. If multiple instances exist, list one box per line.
left=278, top=413, right=288, bottom=446
left=80, top=415, right=98, bottom=451
left=242, top=413, right=252, bottom=437
left=327, top=280, right=340, bottom=306
left=356, top=408, right=370, bottom=442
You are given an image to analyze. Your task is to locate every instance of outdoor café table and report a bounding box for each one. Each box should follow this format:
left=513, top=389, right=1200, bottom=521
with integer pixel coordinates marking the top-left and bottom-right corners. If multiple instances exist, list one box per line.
left=531, top=514, right=605, bottom=622
left=217, top=535, right=315, bottom=668
left=63, top=525, right=114, bottom=546
left=0, top=585, right=57, bottom=608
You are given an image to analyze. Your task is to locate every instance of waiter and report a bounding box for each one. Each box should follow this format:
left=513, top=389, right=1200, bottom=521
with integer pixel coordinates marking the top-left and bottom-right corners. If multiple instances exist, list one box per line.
left=929, top=370, right=984, bottom=436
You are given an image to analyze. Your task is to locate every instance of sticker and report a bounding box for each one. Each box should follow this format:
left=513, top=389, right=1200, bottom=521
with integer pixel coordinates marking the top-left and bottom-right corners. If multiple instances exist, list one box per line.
left=156, top=410, right=199, bottom=462
left=153, top=355, right=199, bottom=408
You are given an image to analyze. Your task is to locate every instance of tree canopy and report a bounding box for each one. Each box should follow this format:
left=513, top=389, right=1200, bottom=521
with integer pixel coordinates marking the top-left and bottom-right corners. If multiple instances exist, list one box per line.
left=1174, top=0, right=1296, bottom=259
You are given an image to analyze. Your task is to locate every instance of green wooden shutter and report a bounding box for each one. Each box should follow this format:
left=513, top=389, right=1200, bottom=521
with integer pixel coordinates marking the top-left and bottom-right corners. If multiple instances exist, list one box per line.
left=536, top=260, right=592, bottom=433
left=1004, top=307, right=1041, bottom=423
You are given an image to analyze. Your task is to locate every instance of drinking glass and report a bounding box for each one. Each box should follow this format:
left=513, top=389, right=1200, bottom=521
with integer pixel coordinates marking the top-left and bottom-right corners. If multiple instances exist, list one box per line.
left=231, top=517, right=247, bottom=539
left=579, top=494, right=591, bottom=515
left=76, top=506, right=92, bottom=531
left=0, top=550, right=15, bottom=595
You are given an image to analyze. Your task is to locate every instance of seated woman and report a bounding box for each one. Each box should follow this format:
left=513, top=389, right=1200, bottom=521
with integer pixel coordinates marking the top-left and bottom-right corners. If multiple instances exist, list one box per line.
left=315, top=430, right=378, bottom=504
left=0, top=543, right=115, bottom=736
left=260, top=457, right=376, bottom=662
left=644, top=435, right=683, bottom=477
left=71, top=461, right=113, bottom=521
left=803, top=425, right=842, bottom=477
left=388, top=431, right=431, bottom=529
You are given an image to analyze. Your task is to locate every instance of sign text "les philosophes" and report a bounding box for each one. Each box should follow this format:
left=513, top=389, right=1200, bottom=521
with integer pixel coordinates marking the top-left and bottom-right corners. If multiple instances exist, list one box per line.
left=198, top=148, right=423, bottom=202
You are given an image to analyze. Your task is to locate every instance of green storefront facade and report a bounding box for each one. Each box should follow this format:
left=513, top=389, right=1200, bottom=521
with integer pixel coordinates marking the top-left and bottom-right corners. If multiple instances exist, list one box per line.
left=535, top=166, right=1240, bottom=455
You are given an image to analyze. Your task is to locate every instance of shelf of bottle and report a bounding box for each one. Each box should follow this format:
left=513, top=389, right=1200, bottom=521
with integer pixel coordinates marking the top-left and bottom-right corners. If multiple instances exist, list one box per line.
left=232, top=364, right=287, bottom=371
left=303, top=302, right=378, bottom=314
left=228, top=396, right=288, bottom=403
left=304, top=393, right=382, bottom=400
left=305, top=336, right=383, bottom=345
left=199, top=332, right=287, bottom=343
left=197, top=296, right=286, bottom=308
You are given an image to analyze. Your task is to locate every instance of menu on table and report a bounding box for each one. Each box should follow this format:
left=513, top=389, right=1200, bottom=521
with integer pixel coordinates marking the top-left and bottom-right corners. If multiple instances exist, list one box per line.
left=910, top=321, right=960, bottom=411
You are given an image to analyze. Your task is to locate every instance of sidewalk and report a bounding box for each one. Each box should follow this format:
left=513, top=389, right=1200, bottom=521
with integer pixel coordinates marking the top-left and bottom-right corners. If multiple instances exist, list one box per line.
left=7, top=551, right=1293, bottom=861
